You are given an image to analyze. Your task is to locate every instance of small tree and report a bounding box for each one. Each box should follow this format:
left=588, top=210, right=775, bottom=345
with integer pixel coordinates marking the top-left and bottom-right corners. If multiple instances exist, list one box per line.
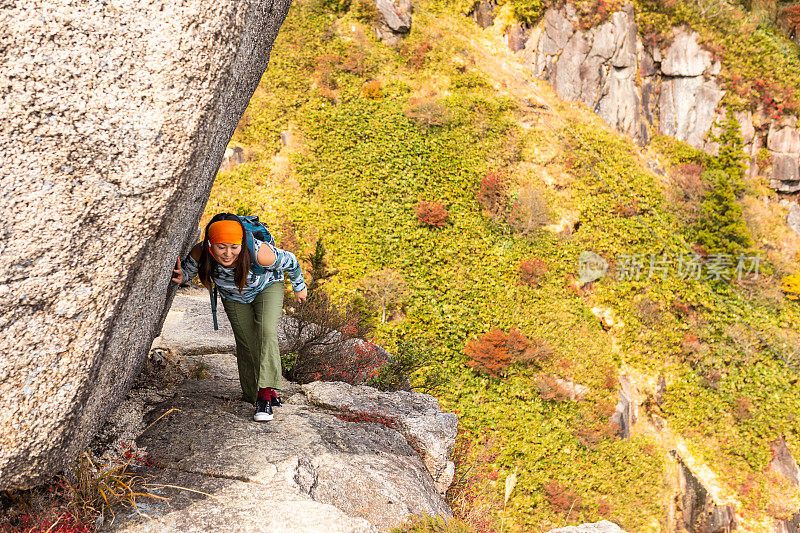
left=404, top=99, right=452, bottom=129
left=361, top=268, right=408, bottom=322
left=508, top=185, right=551, bottom=235
left=696, top=170, right=753, bottom=256
left=282, top=288, right=381, bottom=384
left=414, top=201, right=450, bottom=228
left=306, top=238, right=338, bottom=291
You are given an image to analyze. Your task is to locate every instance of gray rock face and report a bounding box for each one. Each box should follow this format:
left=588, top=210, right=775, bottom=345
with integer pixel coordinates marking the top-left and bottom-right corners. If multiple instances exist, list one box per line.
left=302, top=381, right=458, bottom=494
left=471, top=0, right=496, bottom=29
left=519, top=6, right=743, bottom=151
left=673, top=453, right=737, bottom=533
left=0, top=0, right=291, bottom=490
left=788, top=203, right=800, bottom=237
left=769, top=437, right=800, bottom=488
left=776, top=512, right=800, bottom=533
left=547, top=521, right=628, bottom=533
left=483, top=3, right=800, bottom=193
left=375, top=0, right=413, bottom=44
left=767, top=123, right=800, bottom=192
left=658, top=77, right=725, bottom=149
left=660, top=29, right=713, bottom=76
left=610, top=375, right=636, bottom=439
left=526, top=5, right=648, bottom=145
left=507, top=23, right=531, bottom=53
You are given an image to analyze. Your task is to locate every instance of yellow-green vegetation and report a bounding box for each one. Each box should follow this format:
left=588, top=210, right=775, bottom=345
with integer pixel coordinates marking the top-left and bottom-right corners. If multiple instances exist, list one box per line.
left=208, top=0, right=800, bottom=529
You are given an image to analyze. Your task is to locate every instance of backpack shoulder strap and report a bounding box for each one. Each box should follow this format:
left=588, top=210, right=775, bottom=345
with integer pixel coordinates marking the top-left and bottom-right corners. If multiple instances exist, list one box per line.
left=209, top=283, right=219, bottom=331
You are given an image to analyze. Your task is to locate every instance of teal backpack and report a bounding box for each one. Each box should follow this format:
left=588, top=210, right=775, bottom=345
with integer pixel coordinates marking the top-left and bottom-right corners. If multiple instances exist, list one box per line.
left=209, top=215, right=276, bottom=330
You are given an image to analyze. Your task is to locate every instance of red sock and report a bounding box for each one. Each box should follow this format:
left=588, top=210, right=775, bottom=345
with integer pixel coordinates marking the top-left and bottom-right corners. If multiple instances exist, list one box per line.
left=257, top=387, right=273, bottom=400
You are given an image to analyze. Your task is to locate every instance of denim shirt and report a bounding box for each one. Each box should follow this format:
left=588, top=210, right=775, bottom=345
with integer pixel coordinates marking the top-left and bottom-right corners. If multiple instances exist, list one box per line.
left=181, top=238, right=306, bottom=303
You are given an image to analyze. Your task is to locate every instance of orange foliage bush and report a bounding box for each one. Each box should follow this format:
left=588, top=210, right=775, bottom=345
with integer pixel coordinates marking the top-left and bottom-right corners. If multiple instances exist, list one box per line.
left=362, top=80, right=383, bottom=99
left=465, top=328, right=550, bottom=376
left=414, top=200, right=450, bottom=228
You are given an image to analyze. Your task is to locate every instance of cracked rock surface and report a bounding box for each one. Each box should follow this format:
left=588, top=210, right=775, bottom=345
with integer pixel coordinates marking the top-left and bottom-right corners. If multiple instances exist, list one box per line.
left=101, top=294, right=455, bottom=532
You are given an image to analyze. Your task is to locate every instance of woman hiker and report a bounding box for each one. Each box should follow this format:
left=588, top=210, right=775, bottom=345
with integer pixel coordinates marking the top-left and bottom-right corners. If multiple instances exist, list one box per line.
left=171, top=213, right=307, bottom=422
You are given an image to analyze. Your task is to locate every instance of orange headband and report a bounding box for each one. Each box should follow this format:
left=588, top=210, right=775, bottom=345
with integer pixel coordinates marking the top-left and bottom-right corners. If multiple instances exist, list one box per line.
left=208, top=220, right=244, bottom=245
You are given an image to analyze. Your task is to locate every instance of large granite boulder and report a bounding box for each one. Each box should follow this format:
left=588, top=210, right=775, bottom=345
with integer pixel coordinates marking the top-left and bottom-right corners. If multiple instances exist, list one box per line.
left=0, top=0, right=291, bottom=490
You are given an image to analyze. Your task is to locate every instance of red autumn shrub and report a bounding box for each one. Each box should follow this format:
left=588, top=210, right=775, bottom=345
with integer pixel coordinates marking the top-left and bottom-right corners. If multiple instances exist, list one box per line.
left=447, top=430, right=502, bottom=532
left=405, top=41, right=433, bottom=69
left=543, top=480, right=583, bottom=515
left=597, top=497, right=614, bottom=516
left=476, top=170, right=508, bottom=219
left=414, top=200, right=450, bottom=228
left=518, top=257, right=548, bottom=286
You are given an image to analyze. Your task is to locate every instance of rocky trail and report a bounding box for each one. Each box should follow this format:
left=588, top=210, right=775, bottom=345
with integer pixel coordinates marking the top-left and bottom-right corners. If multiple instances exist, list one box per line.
left=96, top=288, right=457, bottom=532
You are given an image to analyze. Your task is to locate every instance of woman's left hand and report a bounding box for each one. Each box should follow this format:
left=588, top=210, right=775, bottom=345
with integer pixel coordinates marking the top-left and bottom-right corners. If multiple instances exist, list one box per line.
left=295, top=288, right=308, bottom=304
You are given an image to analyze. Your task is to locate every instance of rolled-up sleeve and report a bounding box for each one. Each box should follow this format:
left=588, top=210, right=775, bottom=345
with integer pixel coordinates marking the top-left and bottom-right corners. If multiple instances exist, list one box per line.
left=180, top=254, right=199, bottom=284
left=258, top=240, right=306, bottom=292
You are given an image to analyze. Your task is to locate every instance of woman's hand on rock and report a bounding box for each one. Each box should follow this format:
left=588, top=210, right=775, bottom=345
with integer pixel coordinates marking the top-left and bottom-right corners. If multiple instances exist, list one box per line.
left=171, top=257, right=183, bottom=284
left=295, top=288, right=307, bottom=304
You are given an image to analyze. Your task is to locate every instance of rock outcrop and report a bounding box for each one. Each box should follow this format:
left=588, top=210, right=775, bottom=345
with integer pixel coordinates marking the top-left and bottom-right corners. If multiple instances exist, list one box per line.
left=789, top=202, right=800, bottom=237
left=769, top=437, right=800, bottom=488
left=522, top=6, right=721, bottom=148
left=497, top=3, right=800, bottom=193
left=302, top=381, right=458, bottom=494
left=673, top=453, right=737, bottom=533
left=374, top=0, right=413, bottom=44
left=769, top=119, right=800, bottom=192
left=0, top=0, right=292, bottom=490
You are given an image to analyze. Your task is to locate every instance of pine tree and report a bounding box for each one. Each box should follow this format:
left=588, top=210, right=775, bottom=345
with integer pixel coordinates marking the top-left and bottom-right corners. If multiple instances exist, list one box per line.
left=709, top=110, right=748, bottom=196
left=696, top=170, right=753, bottom=256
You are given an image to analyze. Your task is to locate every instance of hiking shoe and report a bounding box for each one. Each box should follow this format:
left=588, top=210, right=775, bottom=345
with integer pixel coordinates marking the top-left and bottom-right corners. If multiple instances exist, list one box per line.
left=254, top=397, right=273, bottom=422
left=270, top=396, right=282, bottom=408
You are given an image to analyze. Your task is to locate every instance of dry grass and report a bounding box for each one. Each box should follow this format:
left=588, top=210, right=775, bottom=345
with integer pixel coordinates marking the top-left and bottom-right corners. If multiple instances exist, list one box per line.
left=0, top=452, right=165, bottom=532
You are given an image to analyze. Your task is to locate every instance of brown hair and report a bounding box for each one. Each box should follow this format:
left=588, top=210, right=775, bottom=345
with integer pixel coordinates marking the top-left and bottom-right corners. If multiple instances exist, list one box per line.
left=198, top=213, right=251, bottom=293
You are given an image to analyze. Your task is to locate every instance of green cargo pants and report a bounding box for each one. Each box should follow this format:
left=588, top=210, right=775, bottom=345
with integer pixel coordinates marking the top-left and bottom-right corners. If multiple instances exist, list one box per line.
left=221, top=282, right=284, bottom=403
